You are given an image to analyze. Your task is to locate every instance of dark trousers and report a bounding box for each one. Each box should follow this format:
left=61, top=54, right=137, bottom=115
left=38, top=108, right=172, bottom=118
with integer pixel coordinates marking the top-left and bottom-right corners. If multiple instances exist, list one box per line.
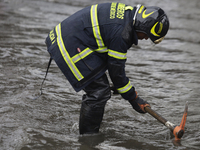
left=79, top=74, right=111, bottom=134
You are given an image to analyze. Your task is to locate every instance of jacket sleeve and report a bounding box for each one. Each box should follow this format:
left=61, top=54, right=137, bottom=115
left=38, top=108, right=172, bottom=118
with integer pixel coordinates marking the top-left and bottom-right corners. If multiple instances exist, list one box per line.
left=107, top=31, right=137, bottom=100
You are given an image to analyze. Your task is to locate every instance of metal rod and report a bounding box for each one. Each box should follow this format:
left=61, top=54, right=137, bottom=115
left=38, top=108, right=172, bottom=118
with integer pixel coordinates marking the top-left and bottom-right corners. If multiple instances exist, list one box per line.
left=145, top=106, right=175, bottom=131
left=145, top=106, right=167, bottom=125
left=144, top=103, right=188, bottom=140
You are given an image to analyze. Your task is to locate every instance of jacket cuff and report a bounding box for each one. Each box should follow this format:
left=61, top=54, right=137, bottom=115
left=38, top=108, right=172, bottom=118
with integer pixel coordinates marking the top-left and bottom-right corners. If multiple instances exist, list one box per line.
left=120, top=87, right=137, bottom=100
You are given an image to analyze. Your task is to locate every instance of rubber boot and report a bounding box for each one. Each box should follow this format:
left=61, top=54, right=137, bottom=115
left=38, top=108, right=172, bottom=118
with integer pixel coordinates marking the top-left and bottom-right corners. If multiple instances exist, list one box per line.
left=79, top=74, right=111, bottom=134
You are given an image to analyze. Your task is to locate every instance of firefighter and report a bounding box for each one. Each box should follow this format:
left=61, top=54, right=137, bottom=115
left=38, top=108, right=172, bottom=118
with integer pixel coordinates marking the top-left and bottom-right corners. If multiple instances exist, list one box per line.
left=45, top=2, right=169, bottom=134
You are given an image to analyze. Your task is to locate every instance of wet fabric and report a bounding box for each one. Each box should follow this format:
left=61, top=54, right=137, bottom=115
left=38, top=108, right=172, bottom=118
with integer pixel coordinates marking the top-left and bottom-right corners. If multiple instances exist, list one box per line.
left=45, top=2, right=138, bottom=100
left=79, top=74, right=111, bottom=134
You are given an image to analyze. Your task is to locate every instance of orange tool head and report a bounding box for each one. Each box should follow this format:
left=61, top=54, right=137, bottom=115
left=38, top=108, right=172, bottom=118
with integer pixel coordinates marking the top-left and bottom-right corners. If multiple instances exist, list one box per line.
left=173, top=102, right=188, bottom=140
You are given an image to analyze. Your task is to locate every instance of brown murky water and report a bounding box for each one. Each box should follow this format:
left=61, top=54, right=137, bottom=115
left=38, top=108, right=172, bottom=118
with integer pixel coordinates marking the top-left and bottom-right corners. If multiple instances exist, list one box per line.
left=0, top=0, right=200, bottom=149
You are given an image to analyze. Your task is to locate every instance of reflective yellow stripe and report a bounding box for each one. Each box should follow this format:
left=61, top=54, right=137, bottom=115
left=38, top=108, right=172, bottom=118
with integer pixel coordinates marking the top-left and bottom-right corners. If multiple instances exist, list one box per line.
left=138, top=5, right=144, bottom=14
left=94, top=47, right=108, bottom=53
left=72, top=48, right=93, bottom=63
left=108, top=50, right=127, bottom=59
left=72, top=47, right=108, bottom=64
left=55, top=23, right=84, bottom=81
left=150, top=22, right=160, bottom=37
left=157, top=22, right=163, bottom=34
left=90, top=4, right=105, bottom=47
left=125, top=6, right=133, bottom=11
left=117, top=81, right=132, bottom=94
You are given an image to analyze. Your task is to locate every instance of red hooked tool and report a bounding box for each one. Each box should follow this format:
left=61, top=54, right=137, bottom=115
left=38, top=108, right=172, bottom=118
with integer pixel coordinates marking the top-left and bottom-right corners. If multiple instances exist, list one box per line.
left=173, top=102, right=188, bottom=140
left=145, top=102, right=188, bottom=140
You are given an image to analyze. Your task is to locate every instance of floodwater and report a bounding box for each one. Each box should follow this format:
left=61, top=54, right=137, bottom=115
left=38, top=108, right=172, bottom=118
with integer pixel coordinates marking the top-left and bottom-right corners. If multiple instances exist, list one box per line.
left=0, top=0, right=200, bottom=149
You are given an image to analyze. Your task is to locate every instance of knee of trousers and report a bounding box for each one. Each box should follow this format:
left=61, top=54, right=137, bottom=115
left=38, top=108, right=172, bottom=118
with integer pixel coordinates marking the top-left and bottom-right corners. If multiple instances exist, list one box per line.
left=83, top=74, right=111, bottom=102
left=82, top=87, right=111, bottom=104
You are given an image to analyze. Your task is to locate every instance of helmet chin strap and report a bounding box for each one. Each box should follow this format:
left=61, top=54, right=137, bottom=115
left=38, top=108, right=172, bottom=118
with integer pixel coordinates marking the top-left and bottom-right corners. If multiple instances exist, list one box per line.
left=133, top=4, right=142, bottom=25
left=154, top=36, right=165, bottom=44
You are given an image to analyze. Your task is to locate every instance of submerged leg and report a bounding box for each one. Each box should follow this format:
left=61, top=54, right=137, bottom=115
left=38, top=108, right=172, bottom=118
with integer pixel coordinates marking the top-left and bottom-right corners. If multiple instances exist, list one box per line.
left=79, top=74, right=111, bottom=134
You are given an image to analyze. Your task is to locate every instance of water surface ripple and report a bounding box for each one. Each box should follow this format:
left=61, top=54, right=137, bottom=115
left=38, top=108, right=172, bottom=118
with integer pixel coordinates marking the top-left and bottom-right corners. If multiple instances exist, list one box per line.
left=0, top=0, right=200, bottom=149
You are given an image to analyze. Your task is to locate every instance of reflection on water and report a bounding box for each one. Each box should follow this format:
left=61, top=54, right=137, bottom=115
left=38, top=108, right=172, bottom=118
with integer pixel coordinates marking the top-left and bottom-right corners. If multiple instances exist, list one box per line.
left=0, top=0, right=200, bottom=149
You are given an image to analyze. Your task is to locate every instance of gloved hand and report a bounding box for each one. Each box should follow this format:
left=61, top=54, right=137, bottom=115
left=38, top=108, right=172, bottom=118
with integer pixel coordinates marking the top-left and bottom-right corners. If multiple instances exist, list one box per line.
left=128, top=92, right=150, bottom=114
left=110, top=86, right=119, bottom=95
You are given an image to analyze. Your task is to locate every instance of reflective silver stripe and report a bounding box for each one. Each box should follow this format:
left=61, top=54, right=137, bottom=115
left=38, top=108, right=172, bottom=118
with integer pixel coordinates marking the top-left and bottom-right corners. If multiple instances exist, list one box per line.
left=117, top=81, right=132, bottom=94
left=94, top=47, right=108, bottom=53
left=90, top=4, right=105, bottom=47
left=72, top=47, right=108, bottom=64
left=55, top=23, right=84, bottom=81
left=72, top=48, right=93, bottom=63
left=133, top=4, right=142, bottom=25
left=108, top=50, right=127, bottom=59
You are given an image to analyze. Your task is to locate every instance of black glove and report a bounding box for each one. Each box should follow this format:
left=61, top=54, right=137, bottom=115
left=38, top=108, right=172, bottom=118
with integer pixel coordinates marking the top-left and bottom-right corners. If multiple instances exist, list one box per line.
left=128, top=92, right=150, bottom=114
left=110, top=86, right=119, bottom=95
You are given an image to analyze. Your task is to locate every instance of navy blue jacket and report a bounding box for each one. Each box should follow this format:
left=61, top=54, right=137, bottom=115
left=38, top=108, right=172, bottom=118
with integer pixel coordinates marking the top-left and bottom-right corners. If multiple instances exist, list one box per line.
left=46, top=2, right=138, bottom=100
